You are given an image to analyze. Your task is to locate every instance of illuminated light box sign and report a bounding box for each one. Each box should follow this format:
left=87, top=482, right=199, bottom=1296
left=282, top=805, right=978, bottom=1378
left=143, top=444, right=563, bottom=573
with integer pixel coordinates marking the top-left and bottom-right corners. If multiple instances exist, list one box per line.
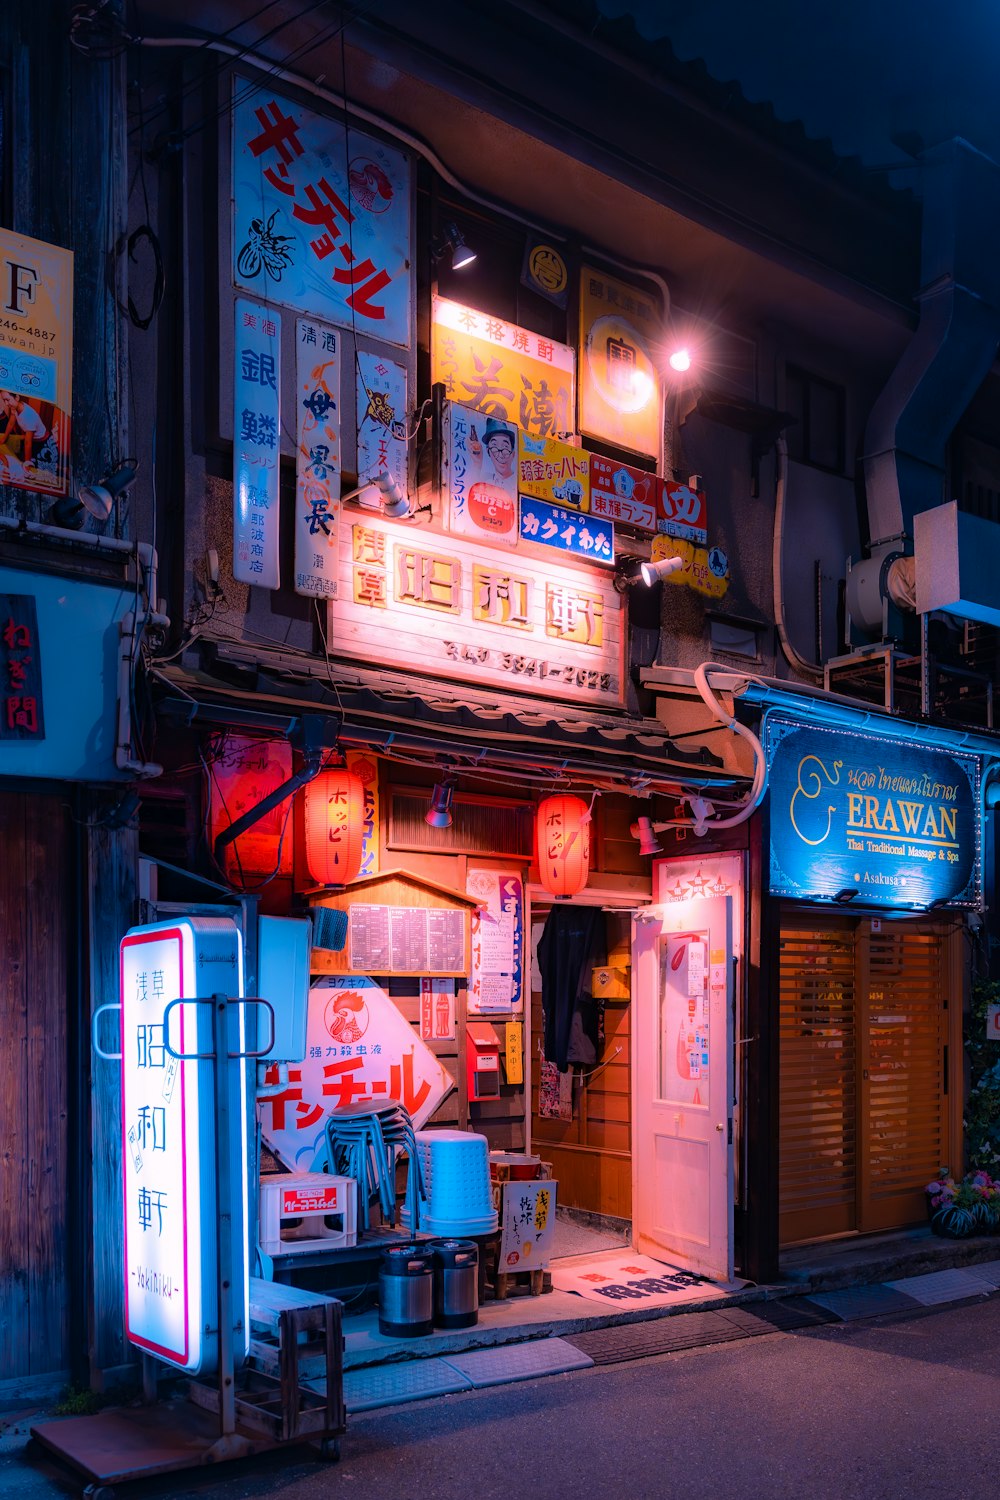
left=120, top=918, right=249, bottom=1375
left=765, top=716, right=981, bottom=910
left=327, top=516, right=624, bottom=710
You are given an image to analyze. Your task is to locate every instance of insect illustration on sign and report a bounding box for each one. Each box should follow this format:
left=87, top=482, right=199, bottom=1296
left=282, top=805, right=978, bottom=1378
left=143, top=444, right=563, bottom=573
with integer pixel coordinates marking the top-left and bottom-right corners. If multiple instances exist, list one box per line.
left=237, top=210, right=294, bottom=282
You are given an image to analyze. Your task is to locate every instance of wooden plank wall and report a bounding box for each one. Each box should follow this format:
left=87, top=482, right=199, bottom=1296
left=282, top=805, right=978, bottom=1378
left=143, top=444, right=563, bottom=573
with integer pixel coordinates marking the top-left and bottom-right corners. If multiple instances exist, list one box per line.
left=0, top=792, right=69, bottom=1390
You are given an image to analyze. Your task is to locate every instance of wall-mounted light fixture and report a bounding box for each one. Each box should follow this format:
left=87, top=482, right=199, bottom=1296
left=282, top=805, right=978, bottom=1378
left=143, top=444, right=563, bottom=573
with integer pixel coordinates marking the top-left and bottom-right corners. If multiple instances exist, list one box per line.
left=631, top=816, right=663, bottom=857
left=833, top=887, right=858, bottom=903
left=613, top=554, right=684, bottom=593
left=433, top=221, right=477, bottom=272
left=342, top=469, right=411, bottom=520
left=425, top=779, right=456, bottom=829
left=50, top=459, right=137, bottom=529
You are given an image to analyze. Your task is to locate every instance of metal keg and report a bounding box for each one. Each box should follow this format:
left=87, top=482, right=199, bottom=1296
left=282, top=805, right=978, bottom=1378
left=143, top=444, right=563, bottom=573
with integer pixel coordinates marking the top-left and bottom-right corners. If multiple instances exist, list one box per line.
left=378, top=1244, right=435, bottom=1338
left=432, top=1239, right=479, bottom=1329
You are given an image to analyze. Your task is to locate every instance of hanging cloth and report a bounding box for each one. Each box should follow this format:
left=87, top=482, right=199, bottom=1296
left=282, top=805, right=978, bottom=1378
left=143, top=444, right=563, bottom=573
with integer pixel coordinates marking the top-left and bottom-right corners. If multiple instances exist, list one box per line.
left=538, top=905, right=607, bottom=1070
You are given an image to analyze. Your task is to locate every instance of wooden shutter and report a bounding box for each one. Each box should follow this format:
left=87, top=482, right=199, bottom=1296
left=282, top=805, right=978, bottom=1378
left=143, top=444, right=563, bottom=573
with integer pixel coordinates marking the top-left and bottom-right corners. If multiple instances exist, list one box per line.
left=779, top=921, right=857, bottom=1244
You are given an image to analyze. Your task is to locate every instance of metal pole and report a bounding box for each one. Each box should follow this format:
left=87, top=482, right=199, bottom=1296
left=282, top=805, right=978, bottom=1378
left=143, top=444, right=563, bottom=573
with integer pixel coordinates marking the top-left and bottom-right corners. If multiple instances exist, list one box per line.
left=211, top=992, right=236, bottom=1437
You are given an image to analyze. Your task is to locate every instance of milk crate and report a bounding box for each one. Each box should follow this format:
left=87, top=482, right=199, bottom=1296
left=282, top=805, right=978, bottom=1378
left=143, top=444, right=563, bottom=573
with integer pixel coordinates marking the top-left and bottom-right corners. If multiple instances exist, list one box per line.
left=259, top=1173, right=357, bottom=1256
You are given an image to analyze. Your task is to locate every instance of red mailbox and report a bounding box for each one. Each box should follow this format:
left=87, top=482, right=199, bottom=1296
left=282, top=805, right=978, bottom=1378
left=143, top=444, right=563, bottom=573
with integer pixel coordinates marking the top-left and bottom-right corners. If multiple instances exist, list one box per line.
left=466, top=1024, right=502, bottom=1103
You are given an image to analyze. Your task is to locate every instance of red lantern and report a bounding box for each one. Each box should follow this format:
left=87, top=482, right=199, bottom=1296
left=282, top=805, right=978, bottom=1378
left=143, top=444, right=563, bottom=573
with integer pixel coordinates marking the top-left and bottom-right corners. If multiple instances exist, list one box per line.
left=209, top=735, right=294, bottom=882
left=536, top=794, right=591, bottom=899
left=304, top=768, right=366, bottom=887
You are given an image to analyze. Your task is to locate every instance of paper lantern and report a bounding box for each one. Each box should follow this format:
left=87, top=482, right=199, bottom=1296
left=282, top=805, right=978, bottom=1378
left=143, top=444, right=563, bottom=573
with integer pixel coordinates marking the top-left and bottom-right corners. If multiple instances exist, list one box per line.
left=209, top=735, right=294, bottom=882
left=536, top=794, right=591, bottom=899
left=304, top=768, right=366, bottom=887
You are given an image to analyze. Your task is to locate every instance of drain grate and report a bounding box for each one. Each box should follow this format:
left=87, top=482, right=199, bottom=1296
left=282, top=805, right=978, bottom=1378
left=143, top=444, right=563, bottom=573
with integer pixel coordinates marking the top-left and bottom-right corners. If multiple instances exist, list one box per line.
left=566, top=1309, right=767, bottom=1366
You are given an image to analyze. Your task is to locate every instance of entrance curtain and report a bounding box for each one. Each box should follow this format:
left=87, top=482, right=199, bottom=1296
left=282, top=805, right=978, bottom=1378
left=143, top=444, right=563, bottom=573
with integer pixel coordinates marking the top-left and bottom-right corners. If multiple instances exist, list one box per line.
left=538, top=905, right=607, bottom=1070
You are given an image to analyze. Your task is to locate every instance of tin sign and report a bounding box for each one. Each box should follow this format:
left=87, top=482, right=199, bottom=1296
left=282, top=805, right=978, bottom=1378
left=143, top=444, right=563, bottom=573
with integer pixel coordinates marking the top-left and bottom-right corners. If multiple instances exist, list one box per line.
left=589, top=453, right=657, bottom=532
left=519, top=495, right=614, bottom=564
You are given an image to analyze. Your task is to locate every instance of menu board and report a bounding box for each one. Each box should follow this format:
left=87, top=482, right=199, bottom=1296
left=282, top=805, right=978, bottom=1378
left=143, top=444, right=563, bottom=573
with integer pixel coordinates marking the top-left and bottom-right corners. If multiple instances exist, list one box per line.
left=348, top=904, right=467, bottom=975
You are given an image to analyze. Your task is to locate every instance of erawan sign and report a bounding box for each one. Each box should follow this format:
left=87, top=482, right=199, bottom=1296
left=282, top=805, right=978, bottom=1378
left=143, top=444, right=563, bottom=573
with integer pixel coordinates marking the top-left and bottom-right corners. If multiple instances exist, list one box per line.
left=765, top=715, right=981, bottom=910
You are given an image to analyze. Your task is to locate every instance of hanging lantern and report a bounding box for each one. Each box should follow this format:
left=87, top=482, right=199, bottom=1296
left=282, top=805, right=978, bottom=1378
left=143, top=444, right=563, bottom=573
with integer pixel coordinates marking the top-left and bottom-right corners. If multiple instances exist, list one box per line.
left=209, top=734, right=294, bottom=882
left=536, top=794, right=591, bottom=899
left=304, top=768, right=366, bottom=887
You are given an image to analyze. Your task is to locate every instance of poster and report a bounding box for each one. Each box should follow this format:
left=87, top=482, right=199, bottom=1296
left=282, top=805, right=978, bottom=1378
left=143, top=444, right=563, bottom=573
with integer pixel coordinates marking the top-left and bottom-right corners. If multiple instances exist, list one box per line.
left=495, top=1179, right=555, bottom=1272
left=520, top=495, right=614, bottom=565
left=579, top=266, right=662, bottom=460
left=432, top=296, right=575, bottom=440
left=259, top=976, right=453, bottom=1170
left=467, top=868, right=524, bottom=1014
left=419, top=978, right=456, bottom=1041
left=589, top=453, right=657, bottom=532
left=447, top=400, right=518, bottom=547
left=0, top=228, right=73, bottom=496
left=294, top=317, right=341, bottom=598
left=233, top=298, right=281, bottom=589
left=356, top=350, right=407, bottom=500
left=232, top=82, right=411, bottom=347
left=518, top=432, right=590, bottom=511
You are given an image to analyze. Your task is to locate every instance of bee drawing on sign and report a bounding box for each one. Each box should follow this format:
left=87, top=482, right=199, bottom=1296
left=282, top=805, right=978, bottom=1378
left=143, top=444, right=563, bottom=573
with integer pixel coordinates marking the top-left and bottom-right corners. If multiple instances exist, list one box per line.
left=237, top=210, right=294, bottom=282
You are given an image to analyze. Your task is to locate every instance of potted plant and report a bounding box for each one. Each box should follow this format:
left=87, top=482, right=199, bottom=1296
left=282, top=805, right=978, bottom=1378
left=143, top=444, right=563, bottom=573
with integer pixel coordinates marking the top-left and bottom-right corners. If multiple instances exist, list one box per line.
left=926, top=1169, right=1000, bottom=1237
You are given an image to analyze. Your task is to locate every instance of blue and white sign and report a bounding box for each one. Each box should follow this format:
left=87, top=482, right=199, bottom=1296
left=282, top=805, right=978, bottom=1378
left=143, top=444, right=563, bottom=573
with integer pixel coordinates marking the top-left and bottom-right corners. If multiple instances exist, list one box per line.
left=233, top=81, right=411, bottom=348
left=519, top=495, right=614, bottom=564
left=234, top=298, right=281, bottom=589
left=765, top=715, right=981, bottom=910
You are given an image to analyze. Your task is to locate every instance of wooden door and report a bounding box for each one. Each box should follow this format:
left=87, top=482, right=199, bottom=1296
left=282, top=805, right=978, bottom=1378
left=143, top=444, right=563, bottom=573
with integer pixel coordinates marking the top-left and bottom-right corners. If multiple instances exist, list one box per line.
left=779, top=914, right=957, bottom=1246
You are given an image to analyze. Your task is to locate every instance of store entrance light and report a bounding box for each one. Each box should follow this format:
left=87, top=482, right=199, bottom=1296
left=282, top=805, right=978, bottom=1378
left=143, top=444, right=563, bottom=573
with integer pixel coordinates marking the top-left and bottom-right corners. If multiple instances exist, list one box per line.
left=425, top=780, right=455, bottom=829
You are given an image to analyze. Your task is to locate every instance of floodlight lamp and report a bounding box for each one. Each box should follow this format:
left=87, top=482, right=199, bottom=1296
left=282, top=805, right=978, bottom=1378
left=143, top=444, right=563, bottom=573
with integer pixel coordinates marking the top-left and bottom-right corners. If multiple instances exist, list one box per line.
left=78, top=461, right=137, bottom=521
left=639, top=555, right=684, bottom=586
left=632, top=816, right=663, bottom=857
left=425, top=780, right=455, bottom=829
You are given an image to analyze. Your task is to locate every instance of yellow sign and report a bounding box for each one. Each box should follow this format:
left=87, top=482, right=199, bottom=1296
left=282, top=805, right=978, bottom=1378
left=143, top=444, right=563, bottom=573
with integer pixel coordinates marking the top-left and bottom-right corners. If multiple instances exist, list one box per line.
left=518, top=432, right=590, bottom=511
left=0, top=228, right=73, bottom=496
left=579, top=266, right=661, bottom=460
left=652, top=534, right=730, bottom=599
left=505, top=1021, right=524, bottom=1085
left=432, top=296, right=576, bottom=440
left=525, top=243, right=568, bottom=303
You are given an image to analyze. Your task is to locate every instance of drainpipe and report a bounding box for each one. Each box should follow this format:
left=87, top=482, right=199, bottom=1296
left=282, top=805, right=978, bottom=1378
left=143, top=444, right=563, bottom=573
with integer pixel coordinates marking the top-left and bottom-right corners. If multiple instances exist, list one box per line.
left=862, top=138, right=1000, bottom=550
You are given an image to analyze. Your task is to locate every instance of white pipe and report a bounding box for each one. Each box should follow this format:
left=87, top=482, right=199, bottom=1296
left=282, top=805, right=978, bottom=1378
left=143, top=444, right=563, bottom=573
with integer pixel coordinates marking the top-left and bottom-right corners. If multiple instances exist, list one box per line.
left=773, top=434, right=824, bottom=684
left=0, top=514, right=159, bottom=604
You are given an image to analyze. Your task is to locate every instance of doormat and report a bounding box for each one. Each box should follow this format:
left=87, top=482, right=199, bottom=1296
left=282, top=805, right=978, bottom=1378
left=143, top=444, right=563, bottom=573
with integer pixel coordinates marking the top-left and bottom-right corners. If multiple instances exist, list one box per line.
left=550, top=1252, right=730, bottom=1308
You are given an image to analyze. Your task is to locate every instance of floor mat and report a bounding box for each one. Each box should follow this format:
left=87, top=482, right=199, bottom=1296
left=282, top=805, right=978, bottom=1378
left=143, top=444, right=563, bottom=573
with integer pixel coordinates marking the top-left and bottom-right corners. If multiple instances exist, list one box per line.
left=441, top=1337, right=593, bottom=1388
left=340, top=1357, right=473, bottom=1411
left=885, top=1266, right=995, bottom=1306
left=804, top=1284, right=923, bottom=1321
left=551, top=1251, right=726, bottom=1308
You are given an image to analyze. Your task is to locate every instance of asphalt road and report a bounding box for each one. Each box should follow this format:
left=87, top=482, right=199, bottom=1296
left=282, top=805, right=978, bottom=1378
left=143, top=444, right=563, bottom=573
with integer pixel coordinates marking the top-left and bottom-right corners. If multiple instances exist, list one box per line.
left=8, top=1295, right=1000, bottom=1500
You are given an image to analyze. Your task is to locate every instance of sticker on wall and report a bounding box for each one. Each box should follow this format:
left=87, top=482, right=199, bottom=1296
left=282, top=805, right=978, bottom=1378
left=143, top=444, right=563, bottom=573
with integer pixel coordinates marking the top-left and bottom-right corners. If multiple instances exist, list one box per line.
left=518, top=432, right=590, bottom=512
left=234, top=298, right=281, bottom=589
left=294, top=317, right=341, bottom=598
left=520, top=495, right=614, bottom=564
left=356, top=351, right=407, bottom=501
left=447, top=401, right=518, bottom=547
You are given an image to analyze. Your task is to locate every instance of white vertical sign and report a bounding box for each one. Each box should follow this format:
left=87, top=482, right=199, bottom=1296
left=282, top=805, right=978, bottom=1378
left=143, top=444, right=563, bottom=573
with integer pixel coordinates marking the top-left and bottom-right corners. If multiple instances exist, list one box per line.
left=234, top=298, right=281, bottom=588
left=356, top=350, right=407, bottom=499
left=294, top=317, right=341, bottom=598
left=120, top=918, right=249, bottom=1376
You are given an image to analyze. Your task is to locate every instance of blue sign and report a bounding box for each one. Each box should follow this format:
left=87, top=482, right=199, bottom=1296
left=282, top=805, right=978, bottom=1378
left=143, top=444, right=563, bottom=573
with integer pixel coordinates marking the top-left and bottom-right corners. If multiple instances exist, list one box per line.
left=519, top=495, right=614, bottom=564
left=765, top=715, right=981, bottom=910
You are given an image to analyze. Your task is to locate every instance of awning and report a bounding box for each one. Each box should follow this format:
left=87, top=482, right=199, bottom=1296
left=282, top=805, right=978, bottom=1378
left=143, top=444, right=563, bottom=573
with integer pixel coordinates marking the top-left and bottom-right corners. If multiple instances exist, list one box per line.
left=151, top=640, right=746, bottom=797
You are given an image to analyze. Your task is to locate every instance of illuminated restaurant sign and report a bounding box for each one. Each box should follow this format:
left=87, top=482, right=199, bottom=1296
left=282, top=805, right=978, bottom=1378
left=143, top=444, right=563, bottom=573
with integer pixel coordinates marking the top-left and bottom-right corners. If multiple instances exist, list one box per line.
left=765, top=716, right=981, bottom=909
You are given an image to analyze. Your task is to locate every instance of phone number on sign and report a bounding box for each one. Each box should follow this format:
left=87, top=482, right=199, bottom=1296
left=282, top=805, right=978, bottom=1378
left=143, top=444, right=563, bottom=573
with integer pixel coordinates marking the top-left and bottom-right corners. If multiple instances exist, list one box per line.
left=444, top=640, right=617, bottom=693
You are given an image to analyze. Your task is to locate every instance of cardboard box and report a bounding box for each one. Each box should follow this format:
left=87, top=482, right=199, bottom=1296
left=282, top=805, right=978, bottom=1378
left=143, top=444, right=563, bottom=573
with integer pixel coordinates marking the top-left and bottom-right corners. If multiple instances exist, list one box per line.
left=593, top=964, right=630, bottom=1001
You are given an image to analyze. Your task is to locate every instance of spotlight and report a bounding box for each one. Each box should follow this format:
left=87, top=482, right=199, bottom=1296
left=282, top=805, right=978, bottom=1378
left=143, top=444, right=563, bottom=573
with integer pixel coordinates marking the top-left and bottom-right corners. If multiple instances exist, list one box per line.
left=833, top=887, right=858, bottom=903
left=78, top=461, right=137, bottom=521
left=632, top=816, right=663, bottom=857
left=668, top=348, right=692, bottom=373
left=374, top=469, right=410, bottom=519
left=639, top=555, right=684, bottom=586
left=425, top=780, right=455, bottom=829
left=434, top=221, right=477, bottom=272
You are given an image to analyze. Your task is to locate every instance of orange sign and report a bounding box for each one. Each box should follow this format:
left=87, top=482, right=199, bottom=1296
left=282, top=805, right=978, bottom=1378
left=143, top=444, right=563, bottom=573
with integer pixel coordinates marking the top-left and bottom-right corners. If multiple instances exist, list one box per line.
left=579, top=266, right=662, bottom=460
left=432, top=296, right=575, bottom=440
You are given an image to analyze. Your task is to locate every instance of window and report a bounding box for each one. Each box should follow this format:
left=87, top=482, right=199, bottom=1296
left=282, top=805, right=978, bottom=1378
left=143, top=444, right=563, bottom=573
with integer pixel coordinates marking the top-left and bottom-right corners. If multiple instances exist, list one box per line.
left=785, top=365, right=846, bottom=473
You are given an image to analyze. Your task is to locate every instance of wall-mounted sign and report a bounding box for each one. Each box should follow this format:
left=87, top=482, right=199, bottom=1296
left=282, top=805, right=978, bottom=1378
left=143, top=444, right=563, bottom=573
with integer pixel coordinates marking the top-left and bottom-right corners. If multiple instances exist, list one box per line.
left=651, top=533, right=729, bottom=598
left=431, top=296, right=575, bottom=440
left=234, top=298, right=281, bottom=589
left=0, top=227, right=72, bottom=496
left=356, top=350, right=407, bottom=502
left=467, top=869, right=524, bottom=1015
left=447, top=401, right=518, bottom=548
left=521, top=240, right=569, bottom=309
left=232, top=82, right=411, bottom=347
left=294, top=317, right=341, bottom=599
left=120, top=918, right=248, bottom=1376
left=259, top=976, right=453, bottom=1169
left=579, top=266, right=662, bottom=461
left=208, top=734, right=294, bottom=882
left=347, top=903, right=467, bottom=975
left=518, top=432, right=590, bottom=511
left=589, top=454, right=656, bottom=532
left=347, top=749, right=380, bottom=879
left=520, top=495, right=614, bottom=564
left=1, top=595, right=44, bottom=740
left=328, top=517, right=624, bottom=709
left=419, top=978, right=456, bottom=1041
left=765, top=715, right=982, bottom=909
left=658, top=478, right=707, bottom=544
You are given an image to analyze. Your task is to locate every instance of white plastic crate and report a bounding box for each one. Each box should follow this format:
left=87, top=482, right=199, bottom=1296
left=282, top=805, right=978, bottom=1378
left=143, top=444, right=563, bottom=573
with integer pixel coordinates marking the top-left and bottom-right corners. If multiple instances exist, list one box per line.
left=259, top=1173, right=357, bottom=1256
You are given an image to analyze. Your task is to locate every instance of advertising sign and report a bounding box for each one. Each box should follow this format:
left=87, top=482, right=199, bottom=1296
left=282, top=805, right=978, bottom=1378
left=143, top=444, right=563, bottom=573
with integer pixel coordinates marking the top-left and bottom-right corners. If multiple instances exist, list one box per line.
left=330, top=517, right=625, bottom=709
left=347, top=749, right=380, bottom=879
left=658, top=478, right=707, bottom=544
left=520, top=495, right=614, bottom=564
left=0, top=227, right=72, bottom=496
left=259, top=976, right=453, bottom=1170
left=294, top=317, right=341, bottom=599
left=765, top=715, right=981, bottom=909
left=447, top=400, right=518, bottom=548
left=579, top=266, right=662, bottom=460
left=356, top=350, right=407, bottom=501
left=467, top=868, right=524, bottom=1015
left=589, top=453, right=657, bottom=532
left=234, top=298, right=281, bottom=589
left=120, top=918, right=248, bottom=1376
left=233, top=82, right=411, bottom=347
left=432, top=296, right=575, bottom=441
left=1, top=595, right=44, bottom=740
left=651, top=533, right=730, bottom=599
left=518, top=432, right=590, bottom=511
left=495, top=1179, right=555, bottom=1272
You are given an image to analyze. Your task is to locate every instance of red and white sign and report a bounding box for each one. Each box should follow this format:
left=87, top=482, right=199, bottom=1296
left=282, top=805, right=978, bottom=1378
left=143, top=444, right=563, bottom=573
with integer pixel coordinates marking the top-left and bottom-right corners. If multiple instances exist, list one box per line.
left=419, top=978, right=456, bottom=1040
left=259, top=976, right=453, bottom=1170
left=658, top=478, right=707, bottom=544
left=589, top=453, right=657, bottom=532
left=282, top=1180, right=342, bottom=1214
left=987, top=1004, right=1000, bottom=1039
